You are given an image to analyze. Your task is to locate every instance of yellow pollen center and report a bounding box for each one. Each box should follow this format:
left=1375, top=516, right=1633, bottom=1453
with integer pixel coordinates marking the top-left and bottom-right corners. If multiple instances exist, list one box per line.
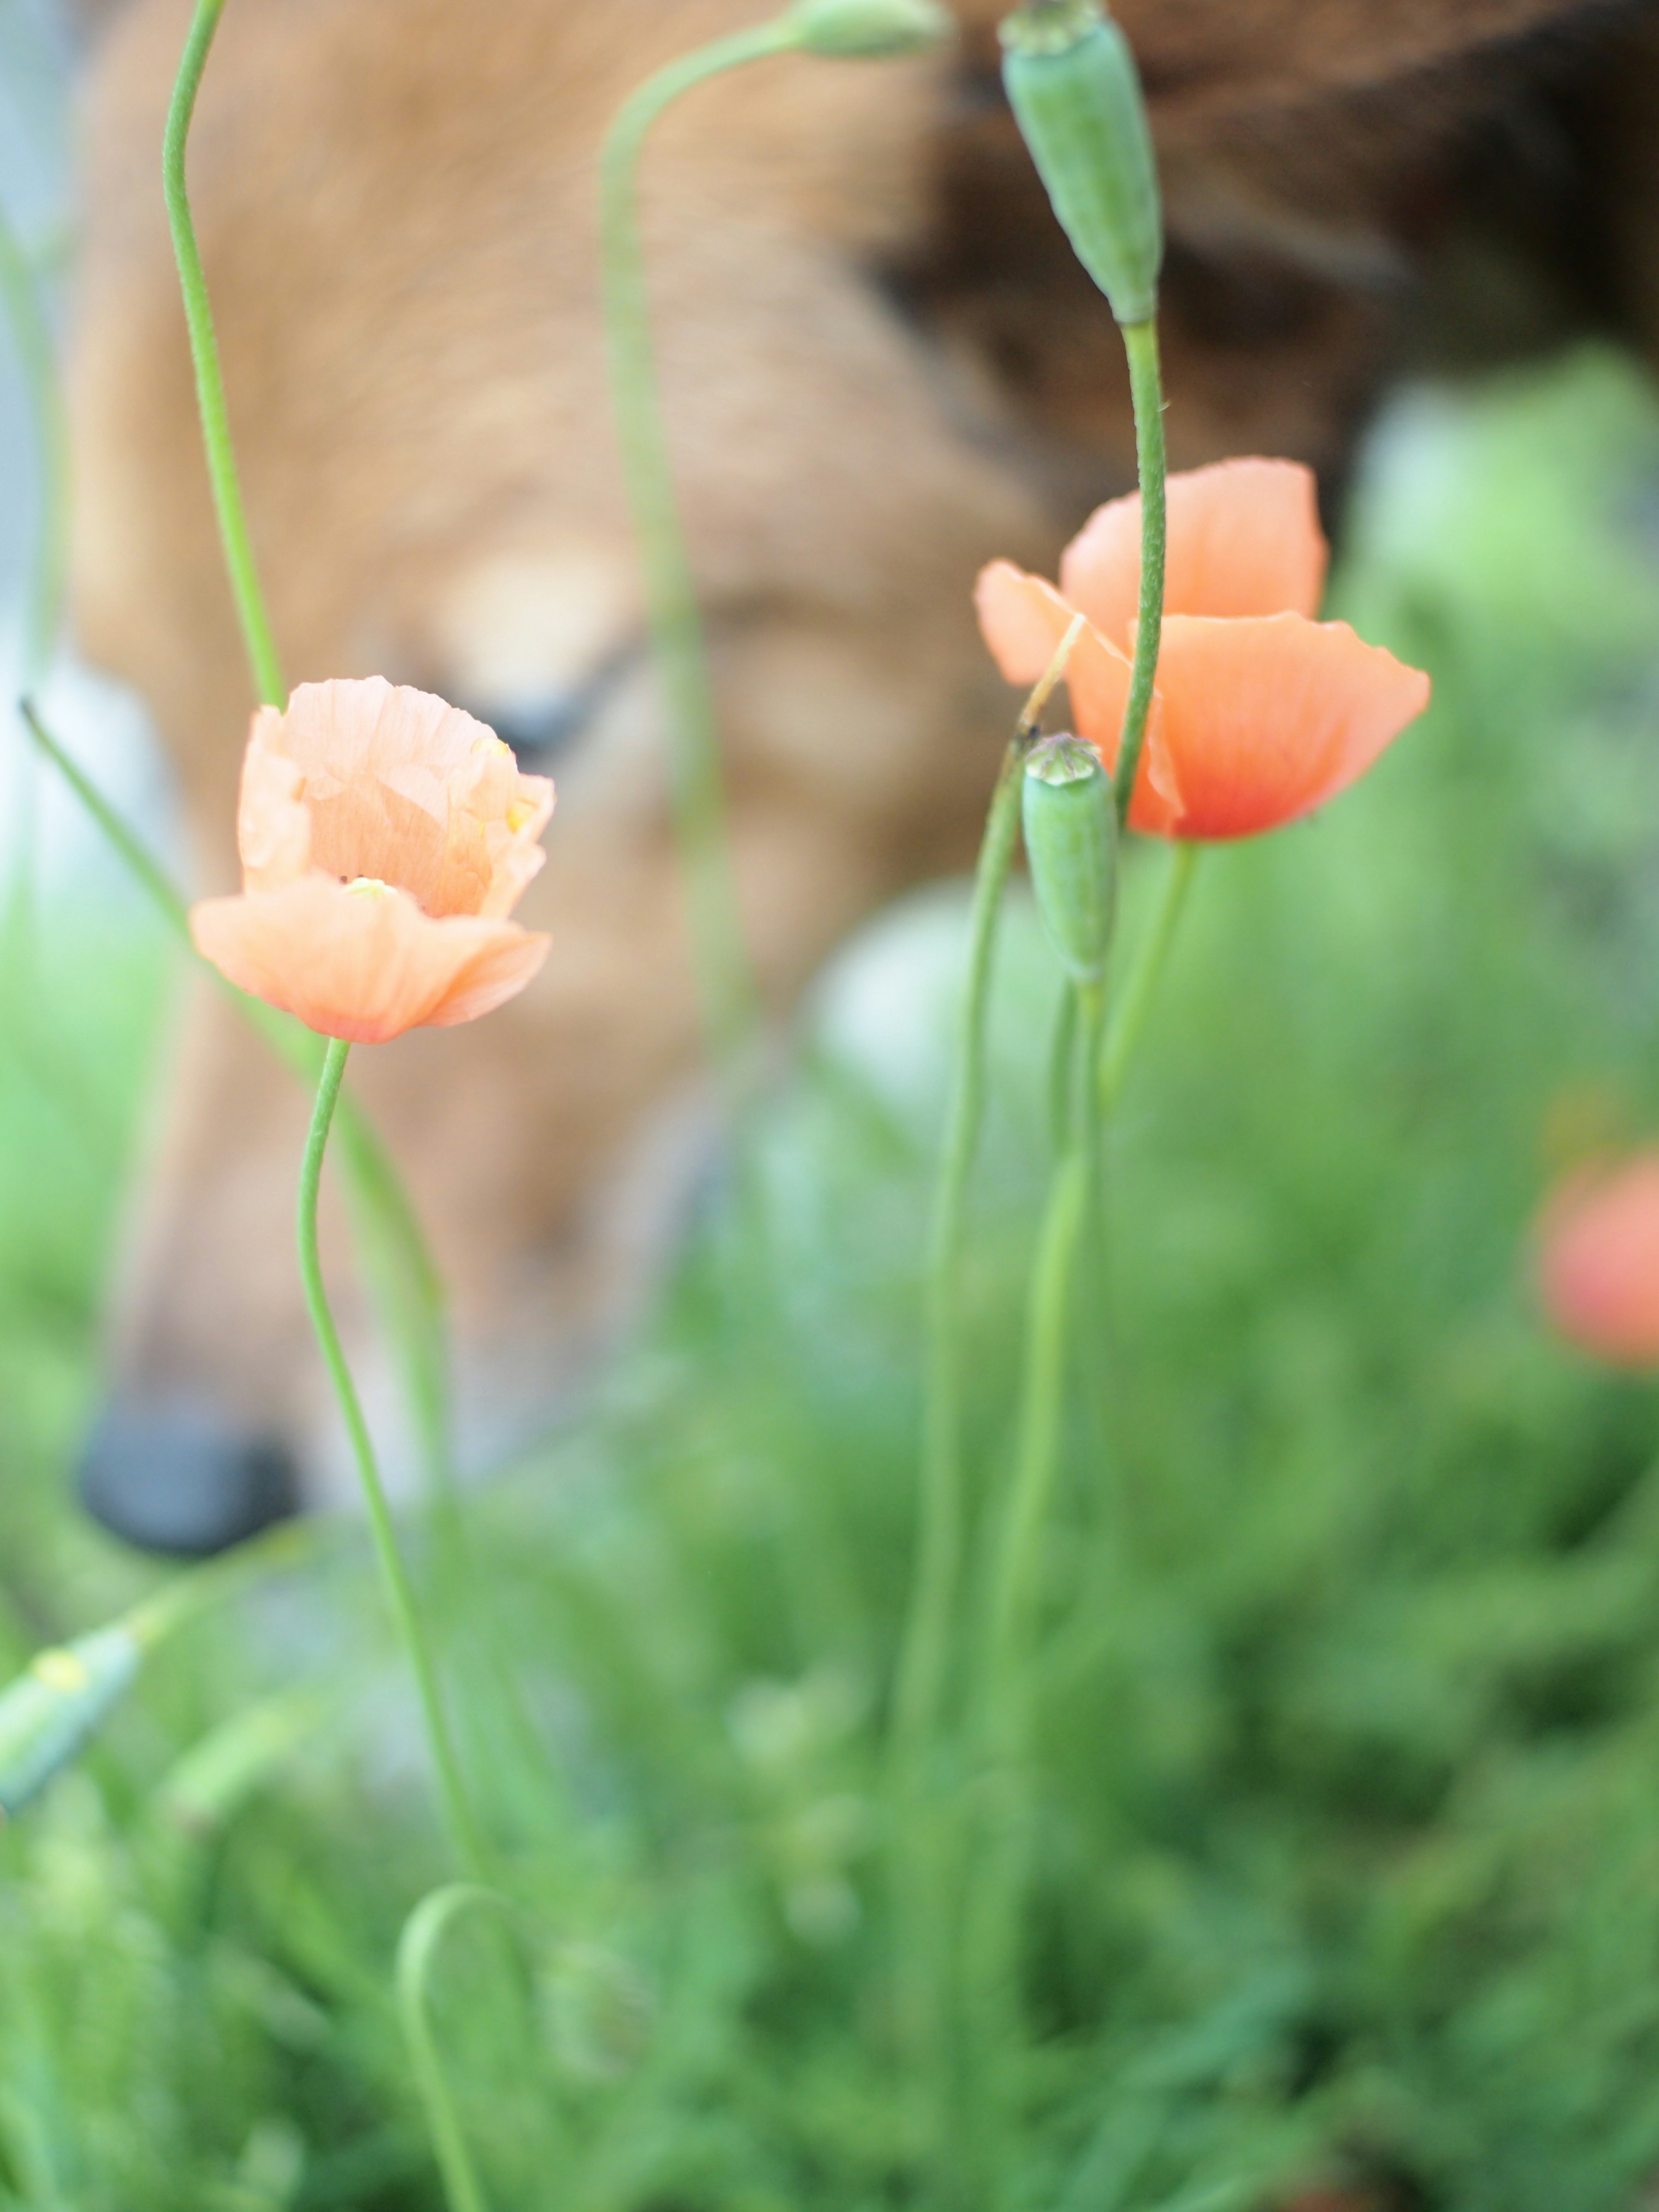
left=344, top=876, right=395, bottom=901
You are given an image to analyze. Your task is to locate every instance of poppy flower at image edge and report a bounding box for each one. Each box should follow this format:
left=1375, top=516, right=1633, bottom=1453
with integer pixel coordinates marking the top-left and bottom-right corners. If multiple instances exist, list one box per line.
left=1536, top=1152, right=1659, bottom=1369
left=190, top=677, right=554, bottom=1045
left=976, top=456, right=1432, bottom=840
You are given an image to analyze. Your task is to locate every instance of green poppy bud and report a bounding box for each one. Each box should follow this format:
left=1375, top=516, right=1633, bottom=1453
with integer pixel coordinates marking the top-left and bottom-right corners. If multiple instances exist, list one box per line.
left=1023, top=735, right=1118, bottom=984
left=1000, top=0, right=1162, bottom=326
left=788, top=0, right=954, bottom=58
left=0, top=1624, right=142, bottom=1821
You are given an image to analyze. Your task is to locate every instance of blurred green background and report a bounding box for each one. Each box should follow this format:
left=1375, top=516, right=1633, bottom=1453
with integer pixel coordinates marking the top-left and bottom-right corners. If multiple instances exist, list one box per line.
left=13, top=3, right=1659, bottom=2199
left=9, top=343, right=1659, bottom=2209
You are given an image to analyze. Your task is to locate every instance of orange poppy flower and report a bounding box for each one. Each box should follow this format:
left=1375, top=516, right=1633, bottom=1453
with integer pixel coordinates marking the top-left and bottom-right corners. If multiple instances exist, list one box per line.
left=190, top=677, right=554, bottom=1045
left=1536, top=1151, right=1659, bottom=1368
left=976, top=457, right=1431, bottom=839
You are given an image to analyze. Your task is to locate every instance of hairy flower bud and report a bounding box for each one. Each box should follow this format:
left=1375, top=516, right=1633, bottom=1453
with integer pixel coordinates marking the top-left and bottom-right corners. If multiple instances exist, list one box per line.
left=1023, top=735, right=1118, bottom=984
left=788, top=0, right=953, bottom=57
left=1000, top=0, right=1162, bottom=326
left=0, top=1625, right=142, bottom=1821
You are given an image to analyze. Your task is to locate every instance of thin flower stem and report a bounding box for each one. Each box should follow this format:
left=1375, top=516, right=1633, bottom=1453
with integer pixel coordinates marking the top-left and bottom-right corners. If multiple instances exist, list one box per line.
left=298, top=1039, right=491, bottom=1882
left=397, top=1885, right=521, bottom=2212
left=598, top=23, right=799, bottom=1081
left=893, top=615, right=1085, bottom=1766
left=1047, top=979, right=1078, bottom=1156
left=0, top=206, right=68, bottom=691
left=1098, top=840, right=1198, bottom=1111
left=1114, top=317, right=1166, bottom=826
left=963, top=1119, right=1093, bottom=2190
left=164, top=0, right=284, bottom=709
left=0, top=201, right=70, bottom=953
left=887, top=617, right=1083, bottom=2172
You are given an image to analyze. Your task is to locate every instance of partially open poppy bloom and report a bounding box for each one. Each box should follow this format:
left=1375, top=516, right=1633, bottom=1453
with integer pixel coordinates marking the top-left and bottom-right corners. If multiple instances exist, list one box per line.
left=1536, top=1151, right=1659, bottom=1368
left=976, top=457, right=1431, bottom=839
left=191, top=677, right=554, bottom=1044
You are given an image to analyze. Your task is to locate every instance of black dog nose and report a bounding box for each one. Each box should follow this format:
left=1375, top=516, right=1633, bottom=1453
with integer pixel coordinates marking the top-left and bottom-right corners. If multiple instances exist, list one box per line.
left=76, top=1398, right=301, bottom=1558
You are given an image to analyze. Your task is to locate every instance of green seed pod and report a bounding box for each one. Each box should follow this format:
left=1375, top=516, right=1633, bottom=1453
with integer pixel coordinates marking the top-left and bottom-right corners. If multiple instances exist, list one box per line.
left=1000, top=0, right=1162, bottom=326
left=0, top=1624, right=142, bottom=1821
left=1023, top=735, right=1118, bottom=985
left=788, top=0, right=953, bottom=57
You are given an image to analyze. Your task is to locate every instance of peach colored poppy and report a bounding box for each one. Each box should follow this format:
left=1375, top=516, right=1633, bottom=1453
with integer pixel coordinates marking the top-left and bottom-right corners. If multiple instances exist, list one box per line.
left=976, top=456, right=1431, bottom=840
left=1536, top=1152, right=1659, bottom=1368
left=190, top=677, right=553, bottom=1044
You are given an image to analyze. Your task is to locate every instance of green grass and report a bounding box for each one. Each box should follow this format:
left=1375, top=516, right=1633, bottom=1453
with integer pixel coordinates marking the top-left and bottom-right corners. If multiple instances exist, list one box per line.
left=9, top=346, right=1659, bottom=2207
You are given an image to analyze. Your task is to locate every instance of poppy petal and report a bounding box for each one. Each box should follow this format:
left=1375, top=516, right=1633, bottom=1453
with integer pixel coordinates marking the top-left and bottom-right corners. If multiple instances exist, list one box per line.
left=1538, top=1156, right=1659, bottom=1368
left=1061, top=458, right=1328, bottom=639
left=190, top=877, right=549, bottom=1045
left=974, top=561, right=1185, bottom=828
left=1133, top=613, right=1430, bottom=840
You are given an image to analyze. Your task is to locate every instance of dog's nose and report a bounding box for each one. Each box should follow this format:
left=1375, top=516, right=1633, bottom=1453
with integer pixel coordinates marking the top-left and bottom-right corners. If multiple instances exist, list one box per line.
left=76, top=1397, right=301, bottom=1558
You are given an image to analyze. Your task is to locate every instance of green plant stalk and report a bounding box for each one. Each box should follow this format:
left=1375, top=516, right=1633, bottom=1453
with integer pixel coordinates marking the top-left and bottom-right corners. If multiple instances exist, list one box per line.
left=893, top=614, right=1087, bottom=1769
left=0, top=207, right=68, bottom=692
left=1113, top=317, right=1166, bottom=826
left=963, top=988, right=1099, bottom=2189
left=1048, top=977, right=1078, bottom=1154
left=0, top=200, right=70, bottom=958
left=161, top=0, right=467, bottom=1506
left=397, top=1884, right=521, bottom=2212
left=598, top=23, right=803, bottom=1080
left=887, top=617, right=1083, bottom=2172
left=20, top=699, right=456, bottom=1512
left=164, top=0, right=284, bottom=708
left=299, top=1039, right=491, bottom=1882
left=1098, top=840, right=1198, bottom=1110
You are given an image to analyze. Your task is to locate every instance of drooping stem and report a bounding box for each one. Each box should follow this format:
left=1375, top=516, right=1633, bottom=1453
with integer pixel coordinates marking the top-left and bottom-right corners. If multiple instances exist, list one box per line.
left=1098, top=840, right=1198, bottom=1111
left=1113, top=317, right=1166, bottom=825
left=163, top=0, right=284, bottom=709
left=297, top=1039, right=490, bottom=1881
left=598, top=25, right=798, bottom=1081
left=398, top=1885, right=520, bottom=2212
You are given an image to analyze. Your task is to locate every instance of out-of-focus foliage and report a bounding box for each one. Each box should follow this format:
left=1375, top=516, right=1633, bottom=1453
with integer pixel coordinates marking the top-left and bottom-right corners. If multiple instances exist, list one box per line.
left=8, top=348, right=1659, bottom=2207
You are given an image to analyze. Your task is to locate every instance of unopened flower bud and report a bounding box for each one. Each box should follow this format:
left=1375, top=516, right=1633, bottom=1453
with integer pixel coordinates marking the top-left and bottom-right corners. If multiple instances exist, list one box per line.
left=0, top=1625, right=142, bottom=1821
left=1023, top=735, right=1117, bottom=984
left=1000, top=0, right=1162, bottom=326
left=787, top=0, right=953, bottom=58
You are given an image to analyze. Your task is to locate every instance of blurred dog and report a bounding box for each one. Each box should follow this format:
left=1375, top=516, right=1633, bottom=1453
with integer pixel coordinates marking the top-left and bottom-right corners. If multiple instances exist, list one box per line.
left=67, top=0, right=1659, bottom=1548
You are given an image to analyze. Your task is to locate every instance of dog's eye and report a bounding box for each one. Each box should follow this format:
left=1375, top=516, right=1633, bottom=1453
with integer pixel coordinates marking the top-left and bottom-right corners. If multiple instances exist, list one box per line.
left=460, top=643, right=644, bottom=768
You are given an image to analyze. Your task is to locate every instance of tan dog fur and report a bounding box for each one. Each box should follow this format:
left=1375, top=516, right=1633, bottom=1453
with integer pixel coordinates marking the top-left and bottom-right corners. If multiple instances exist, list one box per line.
left=68, top=0, right=1659, bottom=1499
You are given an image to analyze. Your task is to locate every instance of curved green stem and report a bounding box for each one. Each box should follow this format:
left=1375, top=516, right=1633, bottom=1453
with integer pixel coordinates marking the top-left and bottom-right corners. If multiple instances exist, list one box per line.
left=598, top=24, right=800, bottom=1078
left=397, top=1884, right=522, bottom=2212
left=298, top=1040, right=489, bottom=1881
left=1113, top=318, right=1166, bottom=825
left=164, top=0, right=284, bottom=708
left=1098, top=840, right=1198, bottom=1111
